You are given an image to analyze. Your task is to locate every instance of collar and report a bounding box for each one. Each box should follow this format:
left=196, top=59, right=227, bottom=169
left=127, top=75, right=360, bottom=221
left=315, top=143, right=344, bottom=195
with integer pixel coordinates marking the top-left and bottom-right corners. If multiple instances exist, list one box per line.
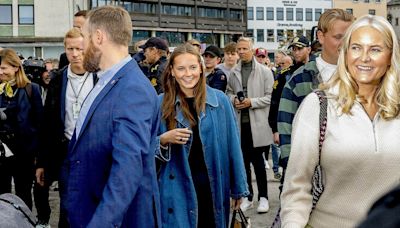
left=174, top=86, right=219, bottom=108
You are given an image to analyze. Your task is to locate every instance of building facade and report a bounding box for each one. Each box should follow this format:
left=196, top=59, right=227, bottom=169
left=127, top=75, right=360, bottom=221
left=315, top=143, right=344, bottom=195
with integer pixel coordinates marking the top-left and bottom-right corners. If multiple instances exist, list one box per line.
left=387, top=0, right=400, bottom=39
left=0, top=0, right=246, bottom=59
left=247, top=0, right=332, bottom=55
left=0, top=0, right=88, bottom=59
left=99, top=0, right=246, bottom=48
left=333, top=0, right=387, bottom=19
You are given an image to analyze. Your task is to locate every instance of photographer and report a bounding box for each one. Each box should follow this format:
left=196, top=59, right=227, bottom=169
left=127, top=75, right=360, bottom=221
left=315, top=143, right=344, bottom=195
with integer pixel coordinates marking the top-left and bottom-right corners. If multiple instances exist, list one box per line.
left=0, top=48, right=43, bottom=210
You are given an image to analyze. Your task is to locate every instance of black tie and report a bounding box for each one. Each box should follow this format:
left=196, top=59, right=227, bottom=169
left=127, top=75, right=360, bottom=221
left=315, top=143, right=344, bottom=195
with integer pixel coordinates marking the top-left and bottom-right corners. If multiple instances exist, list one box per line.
left=93, top=72, right=99, bottom=85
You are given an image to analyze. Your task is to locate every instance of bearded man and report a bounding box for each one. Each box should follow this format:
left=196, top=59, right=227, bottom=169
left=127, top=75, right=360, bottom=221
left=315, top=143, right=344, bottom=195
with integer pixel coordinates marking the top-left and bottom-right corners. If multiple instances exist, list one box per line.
left=61, top=6, right=161, bottom=227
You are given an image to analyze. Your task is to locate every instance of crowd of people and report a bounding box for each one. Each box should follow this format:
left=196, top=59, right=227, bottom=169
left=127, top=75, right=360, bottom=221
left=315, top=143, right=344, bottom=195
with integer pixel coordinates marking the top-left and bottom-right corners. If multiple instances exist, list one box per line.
left=0, top=5, right=400, bottom=228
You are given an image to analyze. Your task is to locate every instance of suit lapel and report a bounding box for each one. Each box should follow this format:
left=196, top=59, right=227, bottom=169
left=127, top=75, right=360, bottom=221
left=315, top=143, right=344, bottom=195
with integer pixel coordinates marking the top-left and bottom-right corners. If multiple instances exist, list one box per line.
left=60, top=69, right=68, bottom=125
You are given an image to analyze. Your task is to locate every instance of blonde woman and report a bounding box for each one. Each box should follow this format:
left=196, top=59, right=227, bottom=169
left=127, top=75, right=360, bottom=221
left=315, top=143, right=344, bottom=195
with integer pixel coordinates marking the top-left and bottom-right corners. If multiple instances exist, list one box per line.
left=281, top=15, right=400, bottom=228
left=0, top=48, right=43, bottom=209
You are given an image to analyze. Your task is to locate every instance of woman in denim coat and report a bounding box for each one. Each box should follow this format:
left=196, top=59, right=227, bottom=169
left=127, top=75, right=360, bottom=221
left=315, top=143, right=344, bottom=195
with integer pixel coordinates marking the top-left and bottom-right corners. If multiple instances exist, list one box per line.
left=156, top=44, right=249, bottom=228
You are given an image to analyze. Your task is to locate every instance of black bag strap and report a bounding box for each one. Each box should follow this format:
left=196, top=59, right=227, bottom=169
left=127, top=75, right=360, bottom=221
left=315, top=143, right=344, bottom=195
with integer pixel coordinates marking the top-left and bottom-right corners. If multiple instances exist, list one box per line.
left=314, top=90, right=328, bottom=164
left=0, top=198, right=36, bottom=226
left=230, top=209, right=248, bottom=228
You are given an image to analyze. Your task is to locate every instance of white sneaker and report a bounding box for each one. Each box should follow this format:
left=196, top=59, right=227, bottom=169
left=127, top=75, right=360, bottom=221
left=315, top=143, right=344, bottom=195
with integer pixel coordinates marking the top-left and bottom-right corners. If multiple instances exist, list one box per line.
left=240, top=198, right=253, bottom=212
left=257, top=197, right=270, bottom=213
left=36, top=223, right=51, bottom=228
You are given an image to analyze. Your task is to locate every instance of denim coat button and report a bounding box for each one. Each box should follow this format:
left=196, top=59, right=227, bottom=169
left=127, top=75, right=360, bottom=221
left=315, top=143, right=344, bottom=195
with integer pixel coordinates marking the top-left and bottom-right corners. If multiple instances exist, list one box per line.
left=169, top=174, right=175, bottom=179
left=168, top=208, right=173, bottom=213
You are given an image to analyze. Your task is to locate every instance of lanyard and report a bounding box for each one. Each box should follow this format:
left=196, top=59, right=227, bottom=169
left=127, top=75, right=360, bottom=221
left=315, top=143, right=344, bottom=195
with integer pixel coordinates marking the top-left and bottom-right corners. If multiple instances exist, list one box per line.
left=69, top=73, right=90, bottom=101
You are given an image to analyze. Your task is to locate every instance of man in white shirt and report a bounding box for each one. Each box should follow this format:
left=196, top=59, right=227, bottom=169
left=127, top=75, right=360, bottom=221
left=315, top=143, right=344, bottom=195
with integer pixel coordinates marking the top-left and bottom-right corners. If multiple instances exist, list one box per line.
left=35, top=27, right=95, bottom=228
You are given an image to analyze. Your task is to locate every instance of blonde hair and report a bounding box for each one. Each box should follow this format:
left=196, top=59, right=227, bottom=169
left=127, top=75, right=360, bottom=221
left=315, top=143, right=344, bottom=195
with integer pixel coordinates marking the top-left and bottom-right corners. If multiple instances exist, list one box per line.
left=64, top=28, right=83, bottom=46
left=0, top=48, right=30, bottom=88
left=318, top=8, right=354, bottom=33
left=87, top=6, right=132, bottom=46
left=322, top=15, right=400, bottom=120
left=237, top=37, right=253, bottom=50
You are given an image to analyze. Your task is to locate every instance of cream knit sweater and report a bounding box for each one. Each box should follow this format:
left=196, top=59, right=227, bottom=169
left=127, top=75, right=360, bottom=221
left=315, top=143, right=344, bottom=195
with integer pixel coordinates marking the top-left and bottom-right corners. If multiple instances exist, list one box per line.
left=280, top=90, right=400, bottom=228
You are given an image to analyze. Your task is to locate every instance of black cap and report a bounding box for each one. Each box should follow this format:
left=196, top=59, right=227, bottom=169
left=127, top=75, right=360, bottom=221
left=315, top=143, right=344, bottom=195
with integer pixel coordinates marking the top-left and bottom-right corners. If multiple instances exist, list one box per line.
left=289, top=36, right=310, bottom=48
left=139, top=37, right=169, bottom=51
left=203, top=45, right=222, bottom=58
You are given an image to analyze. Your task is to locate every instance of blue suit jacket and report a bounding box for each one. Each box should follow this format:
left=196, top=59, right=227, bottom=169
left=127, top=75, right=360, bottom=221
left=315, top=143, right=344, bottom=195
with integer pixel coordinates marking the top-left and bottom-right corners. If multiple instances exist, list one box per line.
left=62, top=59, right=161, bottom=228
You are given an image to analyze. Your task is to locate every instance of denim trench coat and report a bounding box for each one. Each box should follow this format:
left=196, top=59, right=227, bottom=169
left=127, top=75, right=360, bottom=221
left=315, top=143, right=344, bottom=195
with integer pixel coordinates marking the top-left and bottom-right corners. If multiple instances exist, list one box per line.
left=156, top=86, right=249, bottom=228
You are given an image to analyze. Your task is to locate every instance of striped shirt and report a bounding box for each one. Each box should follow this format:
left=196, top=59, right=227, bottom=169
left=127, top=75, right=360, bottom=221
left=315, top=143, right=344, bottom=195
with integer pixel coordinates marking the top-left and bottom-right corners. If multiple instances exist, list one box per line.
left=277, top=60, right=321, bottom=162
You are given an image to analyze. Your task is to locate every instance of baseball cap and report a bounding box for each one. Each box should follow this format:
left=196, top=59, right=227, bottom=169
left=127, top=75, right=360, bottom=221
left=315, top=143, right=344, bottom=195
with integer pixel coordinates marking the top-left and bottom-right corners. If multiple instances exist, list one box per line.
left=289, top=36, right=310, bottom=48
left=139, top=37, right=169, bottom=51
left=203, top=45, right=222, bottom=58
left=187, top=39, right=201, bottom=47
left=255, top=48, right=268, bottom=57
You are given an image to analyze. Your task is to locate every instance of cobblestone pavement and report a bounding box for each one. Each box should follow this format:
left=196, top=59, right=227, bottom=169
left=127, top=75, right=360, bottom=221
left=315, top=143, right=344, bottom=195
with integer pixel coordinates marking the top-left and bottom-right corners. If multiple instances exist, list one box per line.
left=39, top=159, right=280, bottom=228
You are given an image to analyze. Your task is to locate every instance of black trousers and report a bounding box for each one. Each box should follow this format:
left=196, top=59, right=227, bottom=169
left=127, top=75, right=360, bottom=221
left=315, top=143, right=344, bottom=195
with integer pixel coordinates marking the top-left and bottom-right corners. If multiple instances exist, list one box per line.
left=33, top=137, right=70, bottom=227
left=0, top=155, right=34, bottom=209
left=240, top=123, right=269, bottom=201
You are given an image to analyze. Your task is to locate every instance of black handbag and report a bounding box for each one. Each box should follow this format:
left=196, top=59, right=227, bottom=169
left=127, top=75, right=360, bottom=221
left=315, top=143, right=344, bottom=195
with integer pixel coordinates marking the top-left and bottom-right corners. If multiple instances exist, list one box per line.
left=271, top=90, right=328, bottom=228
left=230, top=208, right=251, bottom=228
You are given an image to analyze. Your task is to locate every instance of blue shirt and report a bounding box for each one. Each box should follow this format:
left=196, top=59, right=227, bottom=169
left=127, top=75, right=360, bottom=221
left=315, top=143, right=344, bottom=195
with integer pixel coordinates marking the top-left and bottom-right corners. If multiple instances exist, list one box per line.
left=75, top=55, right=132, bottom=139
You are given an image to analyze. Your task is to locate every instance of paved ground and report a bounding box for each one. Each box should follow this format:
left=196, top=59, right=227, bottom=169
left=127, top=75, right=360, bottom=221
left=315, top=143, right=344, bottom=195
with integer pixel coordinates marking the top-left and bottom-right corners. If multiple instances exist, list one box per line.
left=38, top=159, right=280, bottom=228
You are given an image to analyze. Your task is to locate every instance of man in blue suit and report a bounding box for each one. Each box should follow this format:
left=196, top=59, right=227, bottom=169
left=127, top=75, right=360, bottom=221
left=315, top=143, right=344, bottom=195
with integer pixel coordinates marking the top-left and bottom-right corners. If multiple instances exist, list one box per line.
left=63, top=6, right=161, bottom=227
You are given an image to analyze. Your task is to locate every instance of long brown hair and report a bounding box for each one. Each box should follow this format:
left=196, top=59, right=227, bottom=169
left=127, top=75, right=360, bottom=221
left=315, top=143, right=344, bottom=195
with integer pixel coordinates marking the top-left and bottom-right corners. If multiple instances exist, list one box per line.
left=0, top=48, right=30, bottom=88
left=161, top=43, right=207, bottom=130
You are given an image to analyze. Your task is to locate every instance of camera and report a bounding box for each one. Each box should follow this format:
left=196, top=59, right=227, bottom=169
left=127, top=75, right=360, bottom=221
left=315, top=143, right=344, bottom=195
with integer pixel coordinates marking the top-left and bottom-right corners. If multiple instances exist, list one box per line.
left=23, top=58, right=46, bottom=83
left=237, top=91, right=245, bottom=102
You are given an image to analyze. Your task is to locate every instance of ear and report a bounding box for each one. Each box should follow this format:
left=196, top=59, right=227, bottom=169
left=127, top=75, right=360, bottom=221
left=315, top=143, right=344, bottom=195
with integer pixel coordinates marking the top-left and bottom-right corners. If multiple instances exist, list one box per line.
left=94, top=29, right=104, bottom=45
left=317, top=30, right=324, bottom=45
left=14, top=67, right=19, bottom=73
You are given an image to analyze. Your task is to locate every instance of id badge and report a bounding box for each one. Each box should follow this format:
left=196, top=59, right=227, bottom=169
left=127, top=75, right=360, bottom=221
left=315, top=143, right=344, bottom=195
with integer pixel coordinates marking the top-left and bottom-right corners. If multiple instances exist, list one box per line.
left=72, top=102, right=81, bottom=119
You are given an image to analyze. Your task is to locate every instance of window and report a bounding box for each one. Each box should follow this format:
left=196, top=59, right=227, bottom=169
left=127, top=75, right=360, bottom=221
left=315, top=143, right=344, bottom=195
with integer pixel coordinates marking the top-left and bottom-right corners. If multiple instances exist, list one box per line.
left=287, top=30, right=294, bottom=41
left=161, top=5, right=193, bottom=16
left=315, top=8, right=322, bottom=21
left=267, top=29, right=274, bottom=42
left=346, top=8, right=353, bottom=15
left=296, top=29, right=303, bottom=37
left=306, top=30, right=312, bottom=41
left=277, top=7, right=284, bottom=21
left=247, top=7, right=253, bottom=20
left=156, top=31, right=185, bottom=47
left=133, top=31, right=150, bottom=43
left=257, top=29, right=264, bottom=42
left=296, top=8, right=303, bottom=21
left=256, top=7, right=264, bottom=20
left=19, top=5, right=34, bottom=24
left=267, top=7, right=274, bottom=20
left=277, top=29, right=284, bottom=41
left=306, top=8, right=312, bottom=21
left=246, top=29, right=254, bottom=38
left=230, top=10, right=242, bottom=20
left=133, top=3, right=156, bottom=14
left=369, top=9, right=375, bottom=15
left=286, top=8, right=293, bottom=21
left=0, top=5, right=12, bottom=24
left=353, top=0, right=359, bottom=2
left=364, top=0, right=369, bottom=2
left=198, top=7, right=226, bottom=18
left=396, top=18, right=399, bottom=26
left=376, top=0, right=381, bottom=2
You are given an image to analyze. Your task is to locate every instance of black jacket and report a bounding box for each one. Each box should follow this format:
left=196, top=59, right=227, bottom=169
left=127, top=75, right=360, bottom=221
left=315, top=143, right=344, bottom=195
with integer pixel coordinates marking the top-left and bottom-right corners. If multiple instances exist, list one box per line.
left=206, top=67, right=227, bottom=93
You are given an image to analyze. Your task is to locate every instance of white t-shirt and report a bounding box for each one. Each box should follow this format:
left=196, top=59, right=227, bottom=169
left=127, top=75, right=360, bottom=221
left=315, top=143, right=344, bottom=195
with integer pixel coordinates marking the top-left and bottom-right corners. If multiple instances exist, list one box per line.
left=64, top=66, right=94, bottom=140
left=316, top=56, right=337, bottom=83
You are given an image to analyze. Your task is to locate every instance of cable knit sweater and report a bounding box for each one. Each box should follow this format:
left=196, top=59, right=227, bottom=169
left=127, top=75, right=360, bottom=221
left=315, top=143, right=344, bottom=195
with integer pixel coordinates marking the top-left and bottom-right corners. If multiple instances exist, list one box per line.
left=281, top=89, right=400, bottom=228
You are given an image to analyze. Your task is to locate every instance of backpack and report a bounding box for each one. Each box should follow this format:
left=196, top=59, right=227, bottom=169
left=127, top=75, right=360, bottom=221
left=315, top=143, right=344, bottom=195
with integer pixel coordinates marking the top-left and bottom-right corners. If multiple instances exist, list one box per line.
left=358, top=185, right=400, bottom=228
left=0, top=193, right=37, bottom=228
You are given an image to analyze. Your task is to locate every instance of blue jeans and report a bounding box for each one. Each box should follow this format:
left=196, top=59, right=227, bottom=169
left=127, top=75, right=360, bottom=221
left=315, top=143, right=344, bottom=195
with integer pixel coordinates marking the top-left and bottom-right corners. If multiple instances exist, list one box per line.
left=271, top=144, right=280, bottom=174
